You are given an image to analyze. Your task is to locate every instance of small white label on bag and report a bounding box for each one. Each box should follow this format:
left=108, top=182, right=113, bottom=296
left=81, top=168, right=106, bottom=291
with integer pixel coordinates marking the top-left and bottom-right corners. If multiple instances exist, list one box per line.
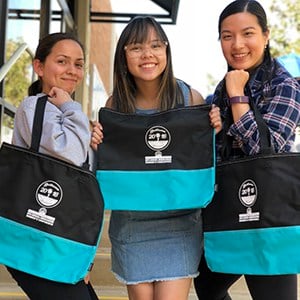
left=145, top=153, right=172, bottom=164
left=26, top=208, right=55, bottom=226
left=239, top=208, right=260, bottom=222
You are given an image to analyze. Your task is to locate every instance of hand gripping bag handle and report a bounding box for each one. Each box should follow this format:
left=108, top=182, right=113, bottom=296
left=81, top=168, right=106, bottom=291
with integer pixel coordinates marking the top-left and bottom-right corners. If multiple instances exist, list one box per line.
left=220, top=97, right=273, bottom=161
left=30, top=95, right=90, bottom=169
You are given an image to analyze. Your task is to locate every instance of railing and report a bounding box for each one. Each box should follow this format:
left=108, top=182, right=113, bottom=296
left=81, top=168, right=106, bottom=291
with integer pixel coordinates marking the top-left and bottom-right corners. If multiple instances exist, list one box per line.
left=0, top=43, right=35, bottom=143
left=0, top=43, right=35, bottom=82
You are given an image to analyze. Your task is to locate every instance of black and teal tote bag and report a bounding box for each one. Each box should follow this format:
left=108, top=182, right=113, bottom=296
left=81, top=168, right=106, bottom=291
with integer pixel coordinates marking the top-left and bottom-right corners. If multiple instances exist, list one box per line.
left=203, top=102, right=300, bottom=275
left=0, top=96, right=104, bottom=284
left=203, top=151, right=300, bottom=275
left=96, top=105, right=215, bottom=211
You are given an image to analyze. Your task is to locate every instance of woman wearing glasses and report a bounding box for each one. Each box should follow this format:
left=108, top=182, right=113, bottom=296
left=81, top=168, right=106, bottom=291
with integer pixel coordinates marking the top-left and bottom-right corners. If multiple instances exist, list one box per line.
left=94, top=16, right=221, bottom=300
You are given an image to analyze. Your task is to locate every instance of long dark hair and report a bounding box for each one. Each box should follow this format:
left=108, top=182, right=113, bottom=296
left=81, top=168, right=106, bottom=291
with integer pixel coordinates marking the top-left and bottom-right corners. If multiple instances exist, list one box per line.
left=218, top=0, right=272, bottom=71
left=28, top=32, right=85, bottom=96
left=111, top=16, right=184, bottom=113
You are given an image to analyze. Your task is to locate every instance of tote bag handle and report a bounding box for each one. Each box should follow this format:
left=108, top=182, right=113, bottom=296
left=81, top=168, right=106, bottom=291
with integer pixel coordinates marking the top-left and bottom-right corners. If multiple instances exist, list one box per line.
left=251, top=100, right=273, bottom=154
left=221, top=98, right=273, bottom=160
left=30, top=95, right=48, bottom=152
left=29, top=95, right=90, bottom=169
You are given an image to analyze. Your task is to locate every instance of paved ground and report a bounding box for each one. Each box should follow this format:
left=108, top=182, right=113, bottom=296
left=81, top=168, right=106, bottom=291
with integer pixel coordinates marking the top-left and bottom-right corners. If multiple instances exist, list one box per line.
left=0, top=277, right=267, bottom=300
left=0, top=281, right=244, bottom=300
left=0, top=275, right=299, bottom=299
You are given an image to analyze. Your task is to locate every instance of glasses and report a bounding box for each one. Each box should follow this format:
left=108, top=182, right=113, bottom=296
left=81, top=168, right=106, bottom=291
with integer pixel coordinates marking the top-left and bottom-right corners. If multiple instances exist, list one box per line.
left=124, top=40, right=168, bottom=58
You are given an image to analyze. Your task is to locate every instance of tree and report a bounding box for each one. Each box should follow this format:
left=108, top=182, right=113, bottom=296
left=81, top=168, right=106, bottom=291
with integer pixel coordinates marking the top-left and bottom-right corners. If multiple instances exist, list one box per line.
left=205, top=73, right=219, bottom=99
left=2, top=38, right=32, bottom=130
left=269, top=0, right=300, bottom=57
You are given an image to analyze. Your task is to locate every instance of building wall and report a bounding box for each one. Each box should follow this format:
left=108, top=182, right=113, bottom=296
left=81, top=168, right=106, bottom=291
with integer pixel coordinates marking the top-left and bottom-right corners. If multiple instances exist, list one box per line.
left=90, top=0, right=116, bottom=98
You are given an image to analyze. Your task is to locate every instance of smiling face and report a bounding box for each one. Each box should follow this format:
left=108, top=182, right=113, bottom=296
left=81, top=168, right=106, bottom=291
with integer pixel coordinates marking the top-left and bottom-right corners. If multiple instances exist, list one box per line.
left=220, top=12, right=269, bottom=72
left=124, top=27, right=167, bottom=83
left=33, top=39, right=85, bottom=95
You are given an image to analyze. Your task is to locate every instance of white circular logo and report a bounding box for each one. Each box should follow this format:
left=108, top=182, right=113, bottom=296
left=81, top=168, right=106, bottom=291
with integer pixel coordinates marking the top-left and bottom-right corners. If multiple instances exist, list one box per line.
left=145, top=126, right=171, bottom=151
left=238, top=179, right=257, bottom=208
left=36, top=180, right=63, bottom=208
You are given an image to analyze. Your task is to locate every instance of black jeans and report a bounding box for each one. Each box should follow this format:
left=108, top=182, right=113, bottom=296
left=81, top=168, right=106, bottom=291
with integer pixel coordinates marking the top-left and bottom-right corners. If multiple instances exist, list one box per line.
left=194, top=256, right=297, bottom=300
left=7, top=267, right=98, bottom=300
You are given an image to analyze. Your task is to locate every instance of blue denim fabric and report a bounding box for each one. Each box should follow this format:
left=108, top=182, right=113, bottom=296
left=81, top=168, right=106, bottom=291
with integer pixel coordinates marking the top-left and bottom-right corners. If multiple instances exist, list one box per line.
left=109, top=209, right=203, bottom=284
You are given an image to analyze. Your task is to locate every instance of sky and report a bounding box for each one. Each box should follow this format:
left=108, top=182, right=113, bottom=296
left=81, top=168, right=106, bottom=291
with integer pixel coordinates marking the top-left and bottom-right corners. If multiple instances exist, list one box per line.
left=111, top=0, right=273, bottom=98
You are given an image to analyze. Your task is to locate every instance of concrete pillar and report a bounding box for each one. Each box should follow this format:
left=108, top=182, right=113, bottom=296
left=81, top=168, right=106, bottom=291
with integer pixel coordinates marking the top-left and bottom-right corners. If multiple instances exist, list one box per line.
left=74, top=0, right=91, bottom=117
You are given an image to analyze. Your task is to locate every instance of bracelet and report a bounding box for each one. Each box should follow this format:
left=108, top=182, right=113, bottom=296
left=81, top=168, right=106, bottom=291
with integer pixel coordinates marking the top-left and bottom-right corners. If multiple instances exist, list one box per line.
left=229, top=96, right=249, bottom=105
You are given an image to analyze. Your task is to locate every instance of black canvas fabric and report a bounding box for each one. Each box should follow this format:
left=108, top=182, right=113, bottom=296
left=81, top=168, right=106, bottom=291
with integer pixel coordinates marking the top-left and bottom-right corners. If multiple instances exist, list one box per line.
left=97, top=105, right=214, bottom=171
left=203, top=151, right=300, bottom=232
left=0, top=142, right=103, bottom=244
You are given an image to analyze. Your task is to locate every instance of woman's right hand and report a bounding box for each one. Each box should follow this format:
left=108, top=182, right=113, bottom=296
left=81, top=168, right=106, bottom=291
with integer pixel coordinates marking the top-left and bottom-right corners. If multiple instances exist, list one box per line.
left=209, top=105, right=222, bottom=134
left=225, top=70, right=249, bottom=97
left=48, top=86, right=72, bottom=107
left=225, top=70, right=251, bottom=122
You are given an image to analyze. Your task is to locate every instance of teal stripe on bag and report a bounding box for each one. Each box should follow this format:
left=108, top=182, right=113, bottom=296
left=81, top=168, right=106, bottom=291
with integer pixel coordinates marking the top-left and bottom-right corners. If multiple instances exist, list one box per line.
left=204, top=225, right=300, bottom=275
left=97, top=167, right=215, bottom=211
left=0, top=217, right=98, bottom=283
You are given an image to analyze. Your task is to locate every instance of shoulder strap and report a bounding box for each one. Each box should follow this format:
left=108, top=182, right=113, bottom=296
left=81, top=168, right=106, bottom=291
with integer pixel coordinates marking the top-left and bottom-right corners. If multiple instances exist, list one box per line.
left=251, top=100, right=272, bottom=153
left=30, top=95, right=91, bottom=169
left=221, top=99, right=272, bottom=160
left=30, top=95, right=48, bottom=152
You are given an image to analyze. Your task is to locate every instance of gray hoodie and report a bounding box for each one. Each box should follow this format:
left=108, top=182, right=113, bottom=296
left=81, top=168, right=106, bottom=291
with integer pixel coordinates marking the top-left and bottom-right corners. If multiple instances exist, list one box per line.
left=12, top=93, right=91, bottom=166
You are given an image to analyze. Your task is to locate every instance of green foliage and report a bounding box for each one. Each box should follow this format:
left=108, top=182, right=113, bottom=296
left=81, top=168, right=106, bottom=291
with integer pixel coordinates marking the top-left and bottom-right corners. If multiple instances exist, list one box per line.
left=206, top=73, right=219, bottom=98
left=4, top=38, right=32, bottom=108
left=269, top=0, right=300, bottom=57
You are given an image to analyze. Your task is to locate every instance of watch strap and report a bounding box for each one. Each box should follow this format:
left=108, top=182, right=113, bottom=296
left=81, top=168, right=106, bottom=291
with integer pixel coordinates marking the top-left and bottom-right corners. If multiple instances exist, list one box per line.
left=229, top=96, right=249, bottom=105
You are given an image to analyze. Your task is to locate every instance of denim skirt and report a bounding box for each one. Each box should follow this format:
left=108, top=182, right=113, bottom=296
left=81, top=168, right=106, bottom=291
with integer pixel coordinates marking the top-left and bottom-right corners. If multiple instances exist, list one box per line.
left=109, top=209, right=203, bottom=284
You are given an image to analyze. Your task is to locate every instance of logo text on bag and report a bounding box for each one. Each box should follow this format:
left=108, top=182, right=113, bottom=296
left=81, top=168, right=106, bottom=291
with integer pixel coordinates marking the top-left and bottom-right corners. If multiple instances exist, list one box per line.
left=238, top=179, right=260, bottom=222
left=144, top=126, right=172, bottom=164
left=25, top=180, right=63, bottom=226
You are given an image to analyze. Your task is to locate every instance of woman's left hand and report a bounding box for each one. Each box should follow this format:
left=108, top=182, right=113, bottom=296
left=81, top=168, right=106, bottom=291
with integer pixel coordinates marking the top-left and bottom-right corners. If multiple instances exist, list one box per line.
left=209, top=104, right=222, bottom=134
left=90, top=120, right=103, bottom=151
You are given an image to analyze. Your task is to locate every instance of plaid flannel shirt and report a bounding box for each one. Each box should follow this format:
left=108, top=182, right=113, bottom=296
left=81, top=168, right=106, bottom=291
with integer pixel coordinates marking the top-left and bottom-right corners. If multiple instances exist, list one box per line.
left=213, top=58, right=300, bottom=161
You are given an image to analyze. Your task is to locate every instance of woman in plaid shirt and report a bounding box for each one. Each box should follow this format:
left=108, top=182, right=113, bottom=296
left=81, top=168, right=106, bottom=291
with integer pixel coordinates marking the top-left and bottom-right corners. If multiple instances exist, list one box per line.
left=194, top=0, right=300, bottom=299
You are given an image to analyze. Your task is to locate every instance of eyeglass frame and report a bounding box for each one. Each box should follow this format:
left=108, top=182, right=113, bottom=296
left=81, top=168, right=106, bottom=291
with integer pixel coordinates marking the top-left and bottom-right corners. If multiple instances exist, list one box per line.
left=124, top=40, right=168, bottom=58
